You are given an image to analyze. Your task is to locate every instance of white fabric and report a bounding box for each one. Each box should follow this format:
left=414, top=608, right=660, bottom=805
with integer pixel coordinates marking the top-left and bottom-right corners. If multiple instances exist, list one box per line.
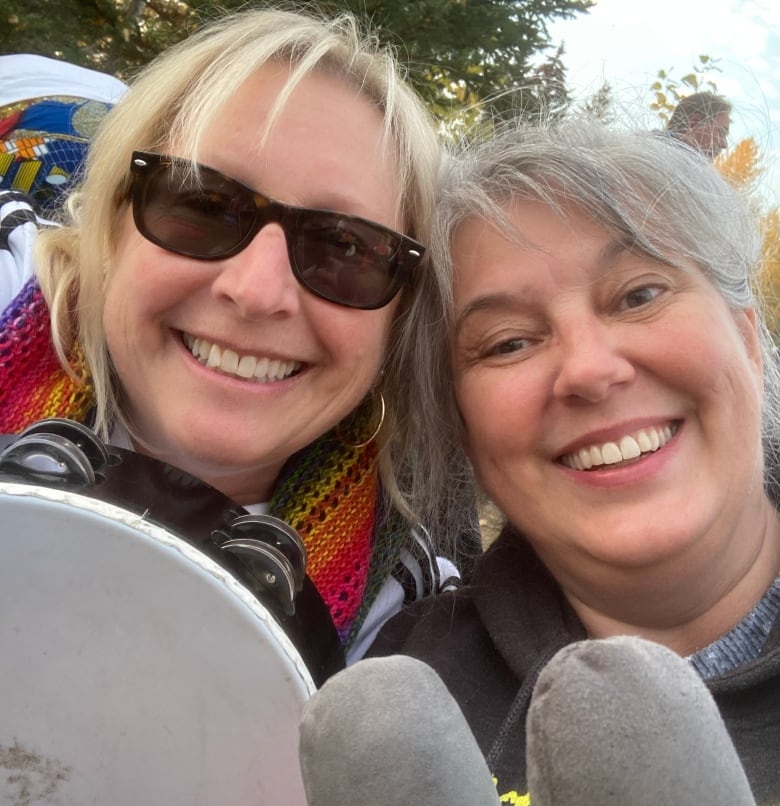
left=346, top=554, right=459, bottom=664
left=0, top=54, right=127, bottom=107
left=347, top=575, right=405, bottom=663
left=0, top=194, right=38, bottom=309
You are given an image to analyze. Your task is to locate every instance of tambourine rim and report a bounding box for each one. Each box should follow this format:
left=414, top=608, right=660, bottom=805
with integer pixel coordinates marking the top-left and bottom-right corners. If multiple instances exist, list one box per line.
left=0, top=479, right=317, bottom=696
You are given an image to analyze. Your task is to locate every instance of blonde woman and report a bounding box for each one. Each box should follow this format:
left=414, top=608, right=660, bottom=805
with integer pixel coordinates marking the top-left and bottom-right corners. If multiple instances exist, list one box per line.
left=0, top=6, right=454, bottom=665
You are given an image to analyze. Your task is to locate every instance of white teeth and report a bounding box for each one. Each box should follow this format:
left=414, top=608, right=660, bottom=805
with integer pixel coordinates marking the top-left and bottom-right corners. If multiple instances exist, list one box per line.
left=221, top=349, right=239, bottom=374
left=619, top=435, right=641, bottom=460
left=207, top=343, right=222, bottom=369
left=254, top=357, right=270, bottom=380
left=601, top=442, right=622, bottom=465
left=636, top=430, right=653, bottom=452
left=182, top=333, right=301, bottom=383
left=561, top=424, right=677, bottom=470
left=236, top=355, right=256, bottom=379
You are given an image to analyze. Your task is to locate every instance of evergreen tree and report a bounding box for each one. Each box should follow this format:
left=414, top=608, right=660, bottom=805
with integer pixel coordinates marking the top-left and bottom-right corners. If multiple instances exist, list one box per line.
left=1, top=0, right=592, bottom=121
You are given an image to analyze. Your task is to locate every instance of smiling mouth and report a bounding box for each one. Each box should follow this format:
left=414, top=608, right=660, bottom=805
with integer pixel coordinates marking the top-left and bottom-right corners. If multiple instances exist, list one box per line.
left=181, top=332, right=302, bottom=383
left=559, top=422, right=680, bottom=471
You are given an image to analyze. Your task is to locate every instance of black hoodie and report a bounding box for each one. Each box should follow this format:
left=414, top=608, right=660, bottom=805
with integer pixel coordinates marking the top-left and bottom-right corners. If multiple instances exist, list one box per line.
left=371, top=527, right=780, bottom=805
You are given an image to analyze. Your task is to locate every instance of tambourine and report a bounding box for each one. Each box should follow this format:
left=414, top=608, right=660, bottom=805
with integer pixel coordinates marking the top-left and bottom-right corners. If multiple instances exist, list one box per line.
left=0, top=419, right=344, bottom=805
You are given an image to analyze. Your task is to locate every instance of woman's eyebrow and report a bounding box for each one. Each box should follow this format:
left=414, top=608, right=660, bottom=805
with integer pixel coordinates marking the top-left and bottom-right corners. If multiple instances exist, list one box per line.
left=599, top=238, right=630, bottom=267
left=454, top=291, right=533, bottom=336
left=454, top=238, right=630, bottom=327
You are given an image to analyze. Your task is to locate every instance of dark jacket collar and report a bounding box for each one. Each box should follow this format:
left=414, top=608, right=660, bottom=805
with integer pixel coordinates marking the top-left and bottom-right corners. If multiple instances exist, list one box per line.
left=472, top=525, right=587, bottom=681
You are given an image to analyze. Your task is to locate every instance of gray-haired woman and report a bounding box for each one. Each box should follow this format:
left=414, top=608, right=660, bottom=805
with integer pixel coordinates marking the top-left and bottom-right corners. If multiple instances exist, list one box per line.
left=369, top=120, right=780, bottom=804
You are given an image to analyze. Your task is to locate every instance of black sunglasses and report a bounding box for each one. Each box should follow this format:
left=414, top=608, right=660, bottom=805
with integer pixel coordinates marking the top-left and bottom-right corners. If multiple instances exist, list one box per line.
left=129, top=151, right=424, bottom=310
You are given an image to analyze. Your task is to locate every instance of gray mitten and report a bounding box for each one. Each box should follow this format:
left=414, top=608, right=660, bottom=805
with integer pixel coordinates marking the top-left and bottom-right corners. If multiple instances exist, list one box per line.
left=526, top=635, right=756, bottom=805
left=298, top=655, right=500, bottom=806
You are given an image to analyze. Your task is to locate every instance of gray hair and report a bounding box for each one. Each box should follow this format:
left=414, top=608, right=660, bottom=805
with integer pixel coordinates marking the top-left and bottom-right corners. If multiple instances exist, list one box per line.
left=391, top=120, right=779, bottom=556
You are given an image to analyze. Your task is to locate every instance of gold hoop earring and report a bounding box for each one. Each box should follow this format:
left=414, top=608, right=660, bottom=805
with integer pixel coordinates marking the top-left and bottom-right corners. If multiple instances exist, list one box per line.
left=337, top=388, right=386, bottom=449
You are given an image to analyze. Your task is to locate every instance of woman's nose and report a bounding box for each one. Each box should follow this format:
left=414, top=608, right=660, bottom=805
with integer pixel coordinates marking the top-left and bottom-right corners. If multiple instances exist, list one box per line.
left=210, top=223, right=302, bottom=317
left=552, top=319, right=635, bottom=403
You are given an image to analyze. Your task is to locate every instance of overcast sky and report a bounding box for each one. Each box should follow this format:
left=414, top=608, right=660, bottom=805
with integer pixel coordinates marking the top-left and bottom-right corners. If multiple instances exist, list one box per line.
left=548, top=0, right=780, bottom=207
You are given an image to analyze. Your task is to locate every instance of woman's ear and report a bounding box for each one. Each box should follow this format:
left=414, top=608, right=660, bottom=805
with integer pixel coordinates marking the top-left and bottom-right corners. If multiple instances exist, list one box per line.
left=734, top=307, right=763, bottom=376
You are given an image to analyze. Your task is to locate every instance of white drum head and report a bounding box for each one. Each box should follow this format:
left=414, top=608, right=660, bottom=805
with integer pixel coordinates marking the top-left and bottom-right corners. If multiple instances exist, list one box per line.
left=0, top=482, right=315, bottom=805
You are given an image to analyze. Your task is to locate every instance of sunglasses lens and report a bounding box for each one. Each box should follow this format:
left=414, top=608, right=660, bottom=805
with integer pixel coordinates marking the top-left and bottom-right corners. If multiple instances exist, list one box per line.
left=138, top=163, right=253, bottom=258
left=294, top=215, right=403, bottom=309
left=132, top=153, right=421, bottom=310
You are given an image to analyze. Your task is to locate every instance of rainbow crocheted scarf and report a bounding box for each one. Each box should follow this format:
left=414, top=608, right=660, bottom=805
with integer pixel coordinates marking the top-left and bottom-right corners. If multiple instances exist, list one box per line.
left=0, top=278, right=94, bottom=427
left=0, top=277, right=402, bottom=651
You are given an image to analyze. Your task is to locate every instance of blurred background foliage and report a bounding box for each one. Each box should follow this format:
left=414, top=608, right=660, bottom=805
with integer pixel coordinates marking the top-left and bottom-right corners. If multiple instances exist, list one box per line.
left=1, top=0, right=593, bottom=126
left=651, top=62, right=780, bottom=342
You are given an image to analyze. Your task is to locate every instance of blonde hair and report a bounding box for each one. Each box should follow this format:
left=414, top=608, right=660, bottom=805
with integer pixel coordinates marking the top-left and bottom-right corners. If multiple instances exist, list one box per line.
left=36, top=6, right=441, bottom=477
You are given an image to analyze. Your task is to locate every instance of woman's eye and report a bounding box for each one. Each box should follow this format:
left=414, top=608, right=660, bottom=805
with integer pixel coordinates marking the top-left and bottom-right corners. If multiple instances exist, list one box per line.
left=485, top=336, right=532, bottom=357
left=622, top=285, right=662, bottom=310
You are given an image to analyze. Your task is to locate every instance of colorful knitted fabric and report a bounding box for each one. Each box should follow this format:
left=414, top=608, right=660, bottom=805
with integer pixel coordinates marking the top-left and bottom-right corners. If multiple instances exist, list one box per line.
left=0, top=277, right=404, bottom=652
left=0, top=276, right=94, bottom=431
left=270, top=419, right=406, bottom=648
